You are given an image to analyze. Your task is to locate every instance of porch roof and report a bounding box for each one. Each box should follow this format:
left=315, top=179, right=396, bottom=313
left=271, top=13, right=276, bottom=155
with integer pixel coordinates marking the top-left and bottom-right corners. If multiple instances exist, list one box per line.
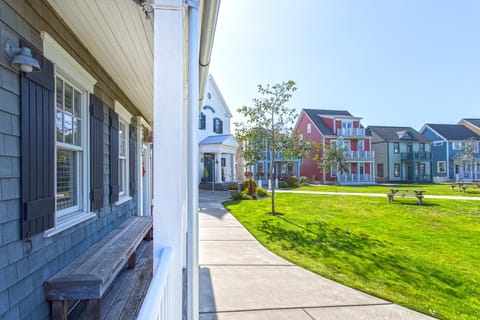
left=199, top=134, right=238, bottom=147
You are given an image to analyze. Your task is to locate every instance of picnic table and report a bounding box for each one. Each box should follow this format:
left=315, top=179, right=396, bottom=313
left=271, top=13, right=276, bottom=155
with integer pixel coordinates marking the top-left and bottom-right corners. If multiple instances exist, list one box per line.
left=450, top=182, right=480, bottom=192
left=387, top=189, right=425, bottom=205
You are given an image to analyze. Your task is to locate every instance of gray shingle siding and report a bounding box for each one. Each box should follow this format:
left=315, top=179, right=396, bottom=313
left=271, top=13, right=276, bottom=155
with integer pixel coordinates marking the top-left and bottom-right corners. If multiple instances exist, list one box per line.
left=0, top=1, right=140, bottom=319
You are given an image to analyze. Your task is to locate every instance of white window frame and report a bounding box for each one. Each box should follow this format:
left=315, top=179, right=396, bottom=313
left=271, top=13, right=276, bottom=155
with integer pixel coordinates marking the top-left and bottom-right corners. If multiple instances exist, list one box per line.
left=358, top=139, right=364, bottom=151
left=42, top=32, right=97, bottom=237
left=342, top=120, right=353, bottom=129
left=115, top=101, right=133, bottom=205
left=452, top=141, right=463, bottom=150
left=437, top=161, right=446, bottom=174
left=306, top=123, right=311, bottom=134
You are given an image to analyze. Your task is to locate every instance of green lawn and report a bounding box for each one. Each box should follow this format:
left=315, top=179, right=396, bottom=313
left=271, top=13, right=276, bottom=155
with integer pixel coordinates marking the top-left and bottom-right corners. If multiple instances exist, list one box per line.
left=224, top=193, right=480, bottom=320
left=296, top=183, right=480, bottom=197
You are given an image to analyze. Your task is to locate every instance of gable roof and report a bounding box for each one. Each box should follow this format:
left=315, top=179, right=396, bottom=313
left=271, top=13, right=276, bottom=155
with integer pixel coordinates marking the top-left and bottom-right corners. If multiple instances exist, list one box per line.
left=367, top=126, right=430, bottom=143
left=462, top=118, right=480, bottom=128
left=424, top=124, right=480, bottom=141
left=302, top=109, right=353, bottom=136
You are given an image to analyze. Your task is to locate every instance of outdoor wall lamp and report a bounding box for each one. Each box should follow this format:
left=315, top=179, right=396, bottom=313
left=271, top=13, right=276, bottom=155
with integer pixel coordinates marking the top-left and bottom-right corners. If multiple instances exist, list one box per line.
left=4, top=40, right=40, bottom=73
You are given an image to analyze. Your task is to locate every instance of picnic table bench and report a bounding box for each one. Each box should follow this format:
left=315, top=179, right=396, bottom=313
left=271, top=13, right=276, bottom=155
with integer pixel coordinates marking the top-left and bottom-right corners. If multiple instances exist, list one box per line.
left=450, top=182, right=480, bottom=192
left=387, top=189, right=425, bottom=205
left=45, top=216, right=153, bottom=320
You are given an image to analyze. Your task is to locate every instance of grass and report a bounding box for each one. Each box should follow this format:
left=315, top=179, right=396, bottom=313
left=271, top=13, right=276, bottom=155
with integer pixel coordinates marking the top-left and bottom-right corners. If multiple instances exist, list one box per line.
left=296, top=183, right=480, bottom=197
left=223, top=193, right=480, bottom=320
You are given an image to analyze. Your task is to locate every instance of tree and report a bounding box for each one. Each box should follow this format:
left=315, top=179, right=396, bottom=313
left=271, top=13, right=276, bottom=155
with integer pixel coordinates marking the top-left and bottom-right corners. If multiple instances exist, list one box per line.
left=235, top=81, right=308, bottom=214
left=312, top=142, right=349, bottom=185
left=453, top=137, right=478, bottom=180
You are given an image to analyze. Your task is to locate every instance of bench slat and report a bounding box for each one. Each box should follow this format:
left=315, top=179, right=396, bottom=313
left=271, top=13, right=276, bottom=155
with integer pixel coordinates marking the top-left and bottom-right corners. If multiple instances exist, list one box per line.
left=45, top=216, right=152, bottom=300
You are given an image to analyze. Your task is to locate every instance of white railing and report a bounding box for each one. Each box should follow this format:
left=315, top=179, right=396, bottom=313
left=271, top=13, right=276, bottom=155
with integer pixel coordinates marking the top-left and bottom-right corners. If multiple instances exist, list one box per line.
left=344, top=150, right=375, bottom=160
left=336, top=128, right=365, bottom=137
left=137, top=247, right=174, bottom=320
left=338, top=173, right=375, bottom=183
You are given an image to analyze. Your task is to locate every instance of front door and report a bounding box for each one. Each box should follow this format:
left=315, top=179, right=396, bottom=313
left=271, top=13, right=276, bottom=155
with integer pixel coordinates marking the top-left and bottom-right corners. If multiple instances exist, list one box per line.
left=203, top=154, right=214, bottom=182
left=407, top=165, right=413, bottom=181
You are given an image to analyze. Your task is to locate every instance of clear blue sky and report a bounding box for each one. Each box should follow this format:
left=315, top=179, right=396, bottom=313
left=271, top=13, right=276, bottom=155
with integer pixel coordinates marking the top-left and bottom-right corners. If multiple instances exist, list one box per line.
left=209, top=0, right=480, bottom=131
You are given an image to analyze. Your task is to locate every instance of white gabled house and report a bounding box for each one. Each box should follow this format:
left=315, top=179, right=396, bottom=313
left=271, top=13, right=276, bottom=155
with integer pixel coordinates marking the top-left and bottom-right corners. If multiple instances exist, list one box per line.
left=0, top=0, right=220, bottom=319
left=198, top=75, right=238, bottom=185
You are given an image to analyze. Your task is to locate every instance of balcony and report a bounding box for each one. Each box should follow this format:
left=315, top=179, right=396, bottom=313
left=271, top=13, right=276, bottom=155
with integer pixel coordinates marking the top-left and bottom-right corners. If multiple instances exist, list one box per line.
left=336, top=127, right=365, bottom=137
left=401, top=151, right=432, bottom=161
left=344, top=150, right=375, bottom=161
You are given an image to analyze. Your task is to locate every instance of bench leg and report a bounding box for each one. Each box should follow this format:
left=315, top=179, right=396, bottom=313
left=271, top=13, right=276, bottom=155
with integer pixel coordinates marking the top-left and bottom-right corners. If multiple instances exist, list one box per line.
left=86, top=299, right=101, bottom=320
left=51, top=300, right=68, bottom=320
left=128, top=251, right=136, bottom=269
left=417, top=197, right=423, bottom=205
left=144, top=228, right=153, bottom=241
left=387, top=195, right=393, bottom=203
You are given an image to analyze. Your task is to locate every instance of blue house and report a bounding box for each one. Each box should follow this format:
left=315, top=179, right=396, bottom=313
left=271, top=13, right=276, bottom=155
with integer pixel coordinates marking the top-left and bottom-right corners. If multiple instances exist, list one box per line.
left=420, top=124, right=480, bottom=182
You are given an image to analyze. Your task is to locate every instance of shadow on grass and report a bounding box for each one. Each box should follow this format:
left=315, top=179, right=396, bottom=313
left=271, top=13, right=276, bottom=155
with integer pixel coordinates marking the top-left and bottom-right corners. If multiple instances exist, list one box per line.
left=257, top=217, right=467, bottom=317
left=390, top=202, right=440, bottom=207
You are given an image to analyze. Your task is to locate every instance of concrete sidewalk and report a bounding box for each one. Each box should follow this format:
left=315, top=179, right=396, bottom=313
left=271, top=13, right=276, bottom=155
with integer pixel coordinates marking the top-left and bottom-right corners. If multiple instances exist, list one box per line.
left=198, top=190, right=435, bottom=320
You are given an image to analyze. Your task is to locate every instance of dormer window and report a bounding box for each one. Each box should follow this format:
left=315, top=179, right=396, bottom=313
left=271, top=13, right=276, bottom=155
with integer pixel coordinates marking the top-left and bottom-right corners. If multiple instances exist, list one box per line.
left=342, top=120, right=353, bottom=129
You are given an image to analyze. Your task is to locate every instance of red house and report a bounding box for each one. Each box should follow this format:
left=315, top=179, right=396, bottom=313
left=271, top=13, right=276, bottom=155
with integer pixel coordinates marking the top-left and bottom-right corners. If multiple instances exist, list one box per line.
left=295, top=109, right=376, bottom=184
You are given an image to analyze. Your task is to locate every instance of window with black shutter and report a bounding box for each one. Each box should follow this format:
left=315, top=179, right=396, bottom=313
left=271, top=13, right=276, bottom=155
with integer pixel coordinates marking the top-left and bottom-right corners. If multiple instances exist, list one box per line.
left=213, top=117, right=223, bottom=134
left=110, top=109, right=120, bottom=203
left=90, top=95, right=104, bottom=211
left=21, top=50, right=55, bottom=239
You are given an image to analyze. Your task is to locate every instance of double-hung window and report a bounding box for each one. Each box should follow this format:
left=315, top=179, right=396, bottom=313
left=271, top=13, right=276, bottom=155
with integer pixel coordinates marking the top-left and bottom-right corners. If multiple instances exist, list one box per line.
left=115, top=102, right=132, bottom=202
left=55, top=77, right=84, bottom=216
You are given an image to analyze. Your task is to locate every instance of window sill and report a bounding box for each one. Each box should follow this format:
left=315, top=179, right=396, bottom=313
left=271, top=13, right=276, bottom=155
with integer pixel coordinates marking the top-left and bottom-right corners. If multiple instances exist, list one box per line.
left=115, top=195, right=132, bottom=206
left=44, top=211, right=97, bottom=238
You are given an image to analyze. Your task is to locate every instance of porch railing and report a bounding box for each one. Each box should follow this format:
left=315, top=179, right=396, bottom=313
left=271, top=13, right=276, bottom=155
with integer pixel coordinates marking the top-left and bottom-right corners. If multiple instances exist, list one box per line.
left=336, top=127, right=365, bottom=137
left=137, top=247, right=174, bottom=320
left=338, top=173, right=375, bottom=182
left=344, top=150, right=375, bottom=160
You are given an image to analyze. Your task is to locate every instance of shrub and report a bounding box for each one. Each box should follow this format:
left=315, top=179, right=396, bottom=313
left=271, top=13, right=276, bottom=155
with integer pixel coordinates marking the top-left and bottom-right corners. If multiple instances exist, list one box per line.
left=230, top=191, right=244, bottom=200
left=286, top=175, right=299, bottom=187
left=256, top=187, right=268, bottom=197
left=227, top=184, right=239, bottom=191
left=278, top=181, right=289, bottom=188
left=300, top=176, right=310, bottom=184
left=240, top=179, right=257, bottom=192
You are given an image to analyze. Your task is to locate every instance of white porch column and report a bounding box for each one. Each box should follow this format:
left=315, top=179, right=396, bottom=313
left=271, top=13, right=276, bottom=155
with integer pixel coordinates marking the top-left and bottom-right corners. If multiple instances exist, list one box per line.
left=232, top=153, right=237, bottom=182
left=152, top=2, right=186, bottom=320
left=216, top=152, right=222, bottom=183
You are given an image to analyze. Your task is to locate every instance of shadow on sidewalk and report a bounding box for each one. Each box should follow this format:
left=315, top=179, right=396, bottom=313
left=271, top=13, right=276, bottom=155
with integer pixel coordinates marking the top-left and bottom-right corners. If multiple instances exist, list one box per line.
left=199, top=267, right=218, bottom=320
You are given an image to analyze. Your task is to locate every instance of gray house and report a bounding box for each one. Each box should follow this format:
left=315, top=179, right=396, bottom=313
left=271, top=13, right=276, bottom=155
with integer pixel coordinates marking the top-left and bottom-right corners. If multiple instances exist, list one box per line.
left=367, top=126, right=432, bottom=183
left=0, top=0, right=220, bottom=319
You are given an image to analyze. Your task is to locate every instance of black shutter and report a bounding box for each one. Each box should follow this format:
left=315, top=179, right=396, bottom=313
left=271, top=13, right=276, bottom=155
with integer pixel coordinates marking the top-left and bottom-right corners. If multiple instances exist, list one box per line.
left=129, top=124, right=136, bottom=196
left=21, top=48, right=55, bottom=240
left=90, top=94, right=104, bottom=211
left=109, top=109, right=119, bottom=203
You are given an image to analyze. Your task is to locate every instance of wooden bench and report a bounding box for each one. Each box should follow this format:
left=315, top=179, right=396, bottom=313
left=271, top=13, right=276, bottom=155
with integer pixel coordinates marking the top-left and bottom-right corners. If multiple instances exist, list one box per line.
left=45, top=216, right=153, bottom=320
left=387, top=189, right=425, bottom=205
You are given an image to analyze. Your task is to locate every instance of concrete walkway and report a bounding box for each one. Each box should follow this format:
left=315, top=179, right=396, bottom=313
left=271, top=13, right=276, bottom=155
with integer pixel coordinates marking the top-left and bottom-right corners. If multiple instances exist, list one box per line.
left=198, top=190, right=435, bottom=320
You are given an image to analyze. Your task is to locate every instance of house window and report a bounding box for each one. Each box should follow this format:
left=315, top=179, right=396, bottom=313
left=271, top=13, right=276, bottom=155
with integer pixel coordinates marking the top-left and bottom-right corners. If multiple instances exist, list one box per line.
left=330, top=165, right=336, bottom=177
left=393, top=143, right=399, bottom=154
left=306, top=123, right=311, bottom=134
left=437, top=161, right=446, bottom=173
left=213, top=117, right=223, bottom=134
left=394, top=163, right=400, bottom=177
left=433, top=141, right=443, bottom=146
left=55, top=77, right=84, bottom=215
left=419, top=143, right=425, bottom=152
left=115, top=102, right=132, bottom=201
left=359, top=163, right=365, bottom=175
left=452, top=141, right=463, bottom=150
left=342, top=120, right=353, bottom=129
left=199, top=112, right=206, bottom=130
left=377, top=163, right=384, bottom=177
left=406, top=144, right=412, bottom=153
left=419, top=163, right=425, bottom=176
left=358, top=140, right=364, bottom=150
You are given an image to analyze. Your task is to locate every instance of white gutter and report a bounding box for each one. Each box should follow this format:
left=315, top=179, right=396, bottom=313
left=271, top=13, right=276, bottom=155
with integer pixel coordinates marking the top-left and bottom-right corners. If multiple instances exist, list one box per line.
left=198, top=0, right=221, bottom=109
